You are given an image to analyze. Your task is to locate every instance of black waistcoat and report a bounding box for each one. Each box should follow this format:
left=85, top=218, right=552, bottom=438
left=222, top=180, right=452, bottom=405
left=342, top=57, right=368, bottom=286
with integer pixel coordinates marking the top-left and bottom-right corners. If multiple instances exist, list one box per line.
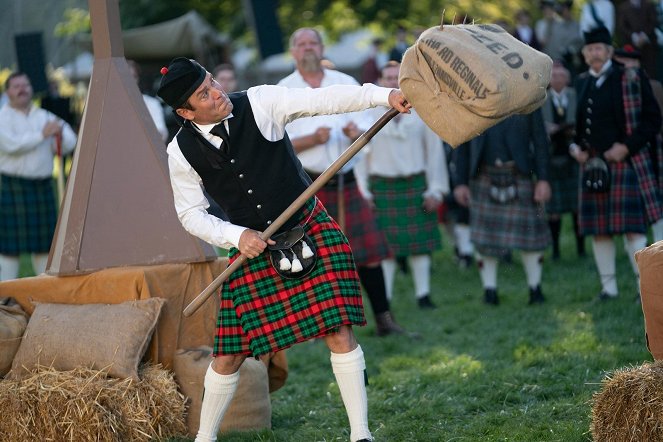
left=577, top=75, right=621, bottom=153
left=176, top=91, right=312, bottom=232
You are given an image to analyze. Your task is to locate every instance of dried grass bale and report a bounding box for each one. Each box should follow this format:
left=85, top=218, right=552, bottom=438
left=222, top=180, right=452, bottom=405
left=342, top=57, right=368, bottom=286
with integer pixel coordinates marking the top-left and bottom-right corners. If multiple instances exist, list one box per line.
left=591, top=360, right=663, bottom=442
left=0, top=364, right=187, bottom=442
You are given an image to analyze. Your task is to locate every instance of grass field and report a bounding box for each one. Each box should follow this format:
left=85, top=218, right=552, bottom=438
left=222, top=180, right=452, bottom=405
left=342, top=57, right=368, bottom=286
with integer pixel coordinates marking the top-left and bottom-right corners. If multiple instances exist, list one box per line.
left=22, top=217, right=650, bottom=441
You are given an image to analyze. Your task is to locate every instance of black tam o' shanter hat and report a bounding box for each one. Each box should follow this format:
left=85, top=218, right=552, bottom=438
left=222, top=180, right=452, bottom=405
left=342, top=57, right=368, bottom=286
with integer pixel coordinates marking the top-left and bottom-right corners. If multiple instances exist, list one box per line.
left=157, top=57, right=206, bottom=109
left=583, top=26, right=612, bottom=46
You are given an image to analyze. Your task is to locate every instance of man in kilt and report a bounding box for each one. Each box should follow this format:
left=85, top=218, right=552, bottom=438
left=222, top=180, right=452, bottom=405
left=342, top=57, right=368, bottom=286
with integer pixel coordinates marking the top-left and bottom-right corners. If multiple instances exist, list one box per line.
left=0, top=72, right=77, bottom=280
left=453, top=112, right=552, bottom=306
left=278, top=28, right=415, bottom=332
left=355, top=61, right=449, bottom=309
left=542, top=61, right=585, bottom=260
left=157, top=57, right=410, bottom=442
left=569, top=26, right=663, bottom=301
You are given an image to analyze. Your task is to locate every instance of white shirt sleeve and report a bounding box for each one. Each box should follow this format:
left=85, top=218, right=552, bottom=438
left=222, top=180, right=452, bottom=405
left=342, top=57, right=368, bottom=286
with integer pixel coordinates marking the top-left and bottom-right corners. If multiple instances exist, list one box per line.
left=423, top=129, right=449, bottom=200
left=167, top=142, right=246, bottom=249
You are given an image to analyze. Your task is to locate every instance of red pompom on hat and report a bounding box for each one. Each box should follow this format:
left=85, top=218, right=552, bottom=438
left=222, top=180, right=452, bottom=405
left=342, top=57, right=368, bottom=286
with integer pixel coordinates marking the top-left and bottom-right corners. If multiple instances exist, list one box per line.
left=160, top=66, right=169, bottom=75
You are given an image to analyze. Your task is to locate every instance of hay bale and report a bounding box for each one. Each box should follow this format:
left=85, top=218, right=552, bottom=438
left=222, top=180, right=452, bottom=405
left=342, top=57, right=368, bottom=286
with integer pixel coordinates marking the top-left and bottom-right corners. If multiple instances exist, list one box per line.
left=591, top=360, right=663, bottom=441
left=0, top=364, right=187, bottom=441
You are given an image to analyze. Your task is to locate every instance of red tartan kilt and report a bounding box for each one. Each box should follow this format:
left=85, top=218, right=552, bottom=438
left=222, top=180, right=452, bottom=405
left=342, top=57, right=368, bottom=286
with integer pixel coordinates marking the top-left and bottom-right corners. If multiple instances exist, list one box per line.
left=213, top=198, right=365, bottom=357
left=315, top=180, right=391, bottom=265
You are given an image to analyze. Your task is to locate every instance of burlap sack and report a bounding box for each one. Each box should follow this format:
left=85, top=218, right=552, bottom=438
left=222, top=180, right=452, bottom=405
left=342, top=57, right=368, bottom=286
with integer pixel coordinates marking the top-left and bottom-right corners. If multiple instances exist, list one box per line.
left=400, top=23, right=553, bottom=147
left=173, top=346, right=271, bottom=437
left=0, top=337, right=22, bottom=377
left=636, top=241, right=663, bottom=360
left=0, top=298, right=28, bottom=340
left=9, top=298, right=165, bottom=380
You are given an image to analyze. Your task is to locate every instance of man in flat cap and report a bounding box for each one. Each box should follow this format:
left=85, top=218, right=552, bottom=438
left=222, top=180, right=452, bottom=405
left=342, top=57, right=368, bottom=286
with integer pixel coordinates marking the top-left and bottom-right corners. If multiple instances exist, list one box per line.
left=157, top=57, right=410, bottom=442
left=569, top=27, right=663, bottom=301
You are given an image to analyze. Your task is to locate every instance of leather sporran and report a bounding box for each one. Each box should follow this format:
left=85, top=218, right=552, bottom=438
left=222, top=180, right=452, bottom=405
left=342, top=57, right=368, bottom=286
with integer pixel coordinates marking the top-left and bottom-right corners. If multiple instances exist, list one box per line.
left=582, top=157, right=610, bottom=193
left=488, top=167, right=518, bottom=204
left=268, top=226, right=317, bottom=279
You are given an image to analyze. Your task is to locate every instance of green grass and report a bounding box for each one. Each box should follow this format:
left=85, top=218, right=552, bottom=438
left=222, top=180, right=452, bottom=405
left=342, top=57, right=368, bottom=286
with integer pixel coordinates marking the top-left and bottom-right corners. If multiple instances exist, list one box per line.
left=29, top=214, right=646, bottom=442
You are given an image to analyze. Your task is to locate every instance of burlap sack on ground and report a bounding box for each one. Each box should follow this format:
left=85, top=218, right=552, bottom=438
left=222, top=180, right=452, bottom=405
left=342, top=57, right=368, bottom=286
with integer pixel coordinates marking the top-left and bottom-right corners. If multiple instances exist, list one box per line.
left=636, top=241, right=663, bottom=359
left=0, top=298, right=28, bottom=377
left=400, top=23, right=552, bottom=147
left=173, top=346, right=271, bottom=437
left=9, top=298, right=165, bottom=380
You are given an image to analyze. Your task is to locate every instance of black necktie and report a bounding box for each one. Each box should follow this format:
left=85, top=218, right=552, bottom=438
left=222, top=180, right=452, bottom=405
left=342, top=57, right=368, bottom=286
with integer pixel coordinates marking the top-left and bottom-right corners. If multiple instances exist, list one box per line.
left=210, top=122, right=230, bottom=153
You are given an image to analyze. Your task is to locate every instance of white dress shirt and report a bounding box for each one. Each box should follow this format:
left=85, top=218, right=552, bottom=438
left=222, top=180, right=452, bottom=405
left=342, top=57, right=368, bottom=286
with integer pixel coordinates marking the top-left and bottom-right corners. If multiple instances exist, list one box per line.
left=167, top=83, right=392, bottom=249
left=580, top=0, right=616, bottom=35
left=0, top=104, right=77, bottom=178
left=354, top=108, right=449, bottom=202
left=277, top=68, right=368, bottom=174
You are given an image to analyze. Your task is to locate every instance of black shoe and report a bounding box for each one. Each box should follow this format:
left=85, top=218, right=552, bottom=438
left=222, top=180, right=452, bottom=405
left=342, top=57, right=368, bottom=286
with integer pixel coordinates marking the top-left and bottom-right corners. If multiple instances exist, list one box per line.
left=598, top=291, right=617, bottom=301
left=457, top=254, right=474, bottom=269
left=375, top=311, right=421, bottom=339
left=529, top=285, right=545, bottom=305
left=484, top=288, right=499, bottom=305
left=417, top=295, right=437, bottom=310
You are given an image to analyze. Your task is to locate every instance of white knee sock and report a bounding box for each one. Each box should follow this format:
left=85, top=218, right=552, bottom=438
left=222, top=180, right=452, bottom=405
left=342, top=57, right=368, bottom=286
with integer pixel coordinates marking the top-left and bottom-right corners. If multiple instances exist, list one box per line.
left=623, top=235, right=647, bottom=276
left=477, top=254, right=498, bottom=289
left=330, top=345, right=371, bottom=442
left=195, top=363, right=240, bottom=442
left=592, top=237, right=617, bottom=296
left=409, top=254, right=431, bottom=299
left=31, top=253, right=49, bottom=275
left=381, top=259, right=396, bottom=301
left=454, top=224, right=474, bottom=255
left=521, top=251, right=543, bottom=289
left=652, top=218, right=663, bottom=243
left=0, top=255, right=20, bottom=281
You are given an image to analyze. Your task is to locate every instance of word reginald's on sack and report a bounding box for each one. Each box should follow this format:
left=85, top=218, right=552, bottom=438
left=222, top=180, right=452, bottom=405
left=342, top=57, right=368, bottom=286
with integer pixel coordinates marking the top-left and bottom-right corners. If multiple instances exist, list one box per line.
left=400, top=23, right=553, bottom=147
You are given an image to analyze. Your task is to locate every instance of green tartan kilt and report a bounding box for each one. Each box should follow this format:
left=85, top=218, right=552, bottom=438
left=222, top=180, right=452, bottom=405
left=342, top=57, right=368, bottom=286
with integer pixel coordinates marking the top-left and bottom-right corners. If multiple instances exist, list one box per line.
left=213, top=198, right=365, bottom=357
left=370, top=173, right=441, bottom=257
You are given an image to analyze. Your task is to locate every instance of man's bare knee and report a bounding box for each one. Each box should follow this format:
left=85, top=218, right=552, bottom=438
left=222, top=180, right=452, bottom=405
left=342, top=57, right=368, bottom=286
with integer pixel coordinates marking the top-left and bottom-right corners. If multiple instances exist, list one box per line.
left=324, top=325, right=358, bottom=353
left=211, top=354, right=247, bottom=375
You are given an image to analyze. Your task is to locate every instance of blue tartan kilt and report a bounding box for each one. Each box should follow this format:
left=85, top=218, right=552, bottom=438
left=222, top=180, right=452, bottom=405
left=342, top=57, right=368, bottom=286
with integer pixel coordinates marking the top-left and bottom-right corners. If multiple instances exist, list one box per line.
left=0, top=174, right=58, bottom=255
left=579, top=160, right=648, bottom=235
left=470, top=172, right=551, bottom=257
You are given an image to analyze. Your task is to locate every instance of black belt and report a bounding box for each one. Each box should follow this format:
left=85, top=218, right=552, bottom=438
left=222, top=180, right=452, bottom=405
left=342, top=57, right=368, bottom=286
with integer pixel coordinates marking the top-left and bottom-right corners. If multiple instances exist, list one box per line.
left=306, top=170, right=356, bottom=189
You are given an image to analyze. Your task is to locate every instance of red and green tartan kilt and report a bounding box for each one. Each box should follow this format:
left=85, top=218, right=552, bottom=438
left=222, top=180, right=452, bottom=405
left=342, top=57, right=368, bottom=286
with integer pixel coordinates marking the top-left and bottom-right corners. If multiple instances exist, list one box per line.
left=213, top=197, right=365, bottom=357
left=469, top=173, right=551, bottom=257
left=0, top=174, right=57, bottom=255
left=316, top=180, right=391, bottom=266
left=579, top=160, right=649, bottom=235
left=369, top=173, right=441, bottom=257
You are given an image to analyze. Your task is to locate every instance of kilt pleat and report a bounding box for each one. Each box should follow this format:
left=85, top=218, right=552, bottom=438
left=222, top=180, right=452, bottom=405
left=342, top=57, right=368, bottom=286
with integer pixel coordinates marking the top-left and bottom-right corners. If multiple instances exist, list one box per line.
left=470, top=173, right=551, bottom=256
left=213, top=197, right=365, bottom=357
left=579, top=161, right=648, bottom=235
left=316, top=180, right=391, bottom=265
left=369, top=173, right=441, bottom=256
left=0, top=174, right=57, bottom=255
left=546, top=156, right=580, bottom=215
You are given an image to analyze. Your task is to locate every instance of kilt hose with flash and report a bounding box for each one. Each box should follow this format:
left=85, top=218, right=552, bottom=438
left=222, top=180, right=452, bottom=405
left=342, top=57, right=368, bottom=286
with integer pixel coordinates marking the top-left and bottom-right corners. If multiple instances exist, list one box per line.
left=214, top=197, right=366, bottom=357
left=369, top=172, right=441, bottom=257
left=0, top=174, right=58, bottom=255
left=469, top=172, right=551, bottom=257
left=315, top=178, right=391, bottom=266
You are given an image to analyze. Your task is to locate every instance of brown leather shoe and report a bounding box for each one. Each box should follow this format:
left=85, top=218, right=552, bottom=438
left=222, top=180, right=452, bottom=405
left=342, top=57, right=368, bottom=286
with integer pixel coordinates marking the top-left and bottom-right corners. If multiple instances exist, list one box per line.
left=375, top=312, right=421, bottom=339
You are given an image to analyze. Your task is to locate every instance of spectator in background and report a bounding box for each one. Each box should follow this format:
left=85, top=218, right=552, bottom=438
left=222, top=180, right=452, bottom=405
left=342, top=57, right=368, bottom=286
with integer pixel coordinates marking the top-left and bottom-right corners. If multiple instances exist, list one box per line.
left=0, top=72, right=77, bottom=280
left=513, top=9, right=541, bottom=50
left=389, top=26, right=410, bottom=62
left=569, top=27, right=662, bottom=300
left=545, top=1, right=584, bottom=79
left=361, top=38, right=388, bottom=84
left=616, top=0, right=658, bottom=79
left=355, top=61, right=449, bottom=309
left=453, top=112, right=551, bottom=306
left=535, top=0, right=558, bottom=53
left=128, top=60, right=168, bottom=142
left=41, top=79, right=77, bottom=131
left=580, top=0, right=615, bottom=36
left=279, top=28, right=414, bottom=336
left=212, top=63, right=238, bottom=94
left=542, top=61, right=584, bottom=260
